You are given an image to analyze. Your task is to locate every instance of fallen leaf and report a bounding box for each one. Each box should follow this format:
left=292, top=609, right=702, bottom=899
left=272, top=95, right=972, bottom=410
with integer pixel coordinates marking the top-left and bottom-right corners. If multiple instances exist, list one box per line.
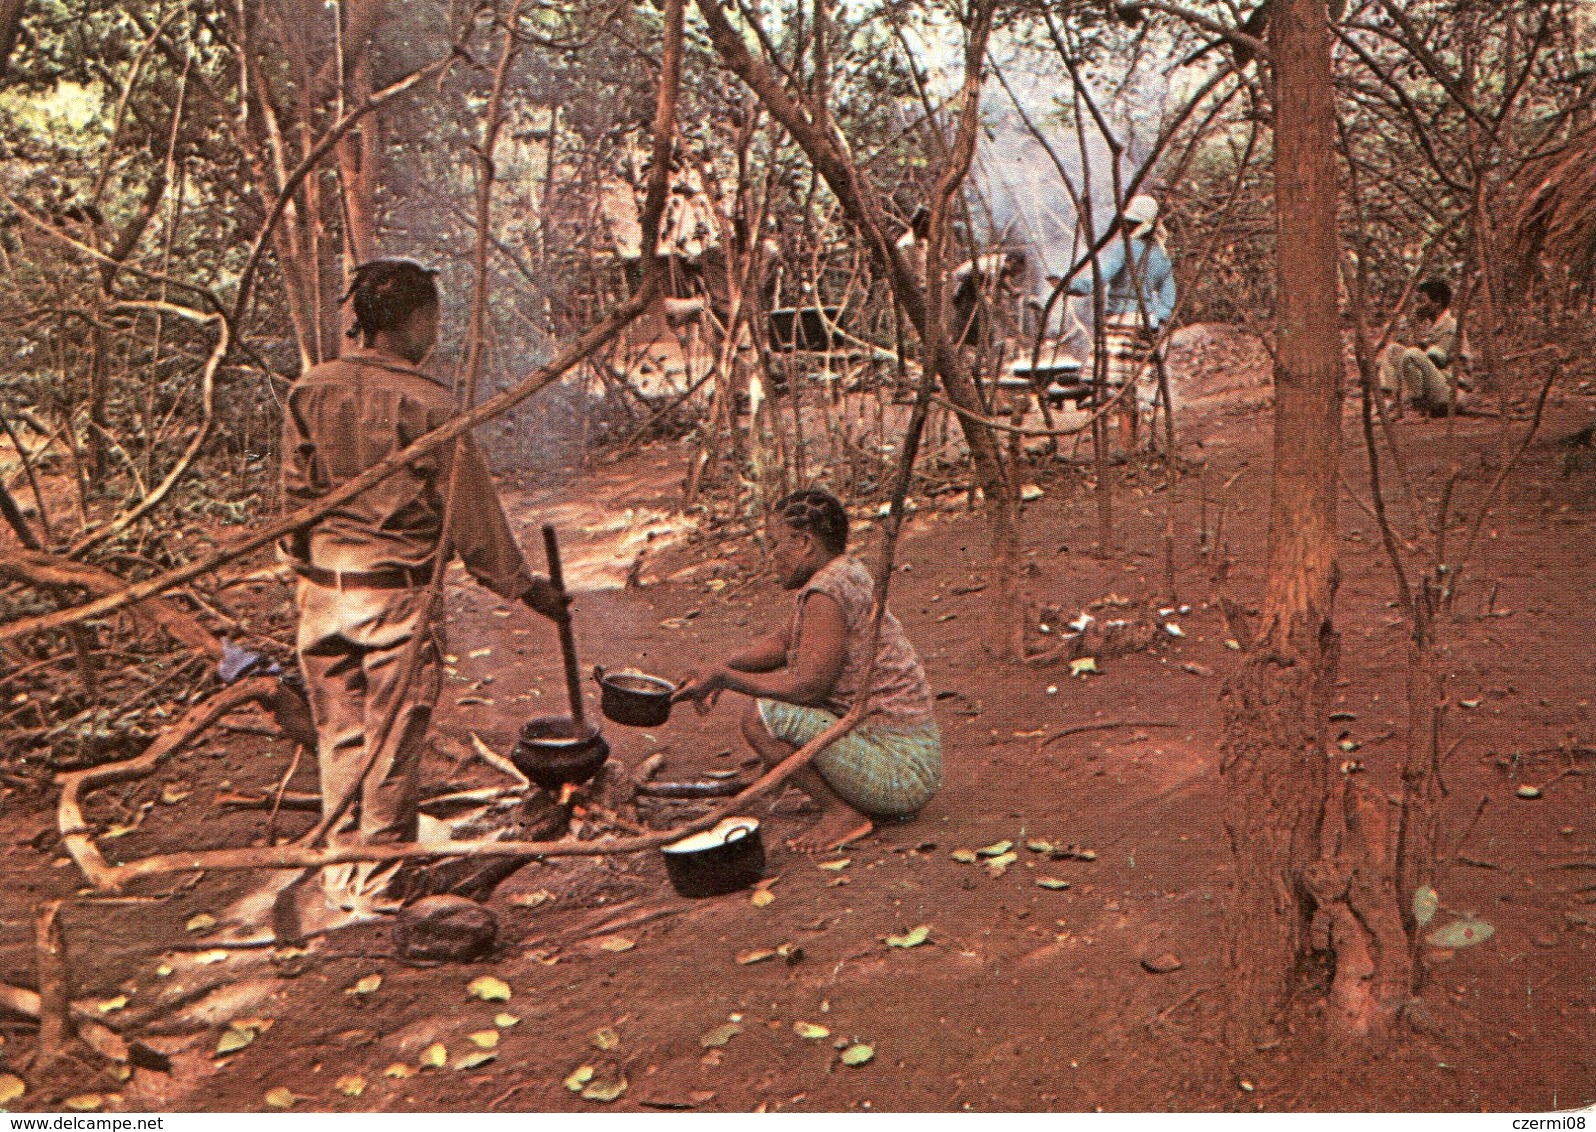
left=699, top=1023, right=742, bottom=1048
left=420, top=1042, right=448, bottom=1069
left=591, top=1026, right=619, bottom=1050
left=65, top=1095, right=103, bottom=1112
left=1035, top=878, right=1071, bottom=890
left=468, top=1030, right=500, bottom=1050
left=347, top=973, right=382, bottom=996
left=97, top=994, right=128, bottom=1013
left=216, top=1026, right=256, bottom=1055
left=1412, top=885, right=1440, bottom=928
left=382, top=1063, right=416, bottom=1079
left=793, top=1022, right=830, bottom=1040
left=194, top=949, right=229, bottom=964
left=986, top=850, right=1018, bottom=875
left=564, top=1065, right=595, bottom=1091
left=1426, top=918, right=1495, bottom=949
left=1013, top=728, right=1047, bottom=739
left=494, top=1013, right=520, bottom=1028
left=777, top=942, right=804, bottom=965
left=159, top=782, right=191, bottom=805
left=0, top=1074, right=25, bottom=1105
left=839, top=1043, right=874, bottom=1067
left=185, top=913, right=216, bottom=934
left=581, top=1076, right=628, bottom=1103
left=1516, top=785, right=1542, bottom=799
left=597, top=936, right=635, bottom=953
left=736, top=949, right=775, bottom=965
left=1069, top=656, right=1099, bottom=677
left=510, top=890, right=554, bottom=908
left=750, top=888, right=775, bottom=908
left=467, top=975, right=512, bottom=1001
left=264, top=1087, right=297, bottom=1109
left=468, top=648, right=492, bottom=659
left=1459, top=698, right=1481, bottom=709
left=454, top=1050, right=497, bottom=1070
left=950, top=849, right=978, bottom=864
left=885, top=925, right=931, bottom=949
left=1025, top=839, right=1055, bottom=854
left=335, top=1075, right=366, bottom=1098
left=817, top=858, right=851, bottom=871
left=1140, top=952, right=1183, bottom=974
left=155, top=963, right=173, bottom=977
left=975, top=840, right=1013, bottom=858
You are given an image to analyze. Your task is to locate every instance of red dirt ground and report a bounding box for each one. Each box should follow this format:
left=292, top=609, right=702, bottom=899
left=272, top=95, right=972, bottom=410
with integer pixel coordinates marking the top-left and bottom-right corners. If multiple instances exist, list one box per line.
left=1, top=332, right=1592, bottom=1113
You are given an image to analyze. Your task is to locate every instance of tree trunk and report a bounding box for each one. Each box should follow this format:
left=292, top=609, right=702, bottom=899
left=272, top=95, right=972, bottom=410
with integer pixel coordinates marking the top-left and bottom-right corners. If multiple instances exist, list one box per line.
left=1220, top=0, right=1353, bottom=1045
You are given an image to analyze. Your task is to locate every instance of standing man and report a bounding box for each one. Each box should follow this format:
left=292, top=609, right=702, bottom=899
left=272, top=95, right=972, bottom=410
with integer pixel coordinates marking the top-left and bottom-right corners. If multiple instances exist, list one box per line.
left=1068, top=194, right=1177, bottom=453
left=280, top=260, right=566, bottom=921
left=1379, top=278, right=1465, bottom=417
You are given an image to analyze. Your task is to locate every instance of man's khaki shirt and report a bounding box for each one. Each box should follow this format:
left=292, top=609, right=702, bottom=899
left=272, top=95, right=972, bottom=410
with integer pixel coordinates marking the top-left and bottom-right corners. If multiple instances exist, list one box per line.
left=281, top=347, right=536, bottom=602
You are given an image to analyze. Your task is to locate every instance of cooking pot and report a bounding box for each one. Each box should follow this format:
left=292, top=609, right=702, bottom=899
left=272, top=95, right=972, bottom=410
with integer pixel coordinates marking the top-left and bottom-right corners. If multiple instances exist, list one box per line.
left=593, top=665, right=675, bottom=728
left=661, top=816, right=766, bottom=898
left=510, top=716, right=610, bottom=792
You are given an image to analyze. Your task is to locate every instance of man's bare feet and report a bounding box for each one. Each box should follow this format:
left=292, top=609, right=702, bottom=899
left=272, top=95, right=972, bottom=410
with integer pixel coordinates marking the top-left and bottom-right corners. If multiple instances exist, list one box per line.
left=787, top=804, right=874, bottom=854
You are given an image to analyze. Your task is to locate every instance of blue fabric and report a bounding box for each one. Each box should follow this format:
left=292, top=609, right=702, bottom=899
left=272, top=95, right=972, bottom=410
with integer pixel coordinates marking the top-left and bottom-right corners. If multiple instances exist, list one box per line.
left=1068, top=236, right=1176, bottom=329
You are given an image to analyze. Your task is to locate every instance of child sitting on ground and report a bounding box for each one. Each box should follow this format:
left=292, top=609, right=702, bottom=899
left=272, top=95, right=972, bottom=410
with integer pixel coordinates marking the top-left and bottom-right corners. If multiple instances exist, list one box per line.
left=673, top=489, right=942, bottom=852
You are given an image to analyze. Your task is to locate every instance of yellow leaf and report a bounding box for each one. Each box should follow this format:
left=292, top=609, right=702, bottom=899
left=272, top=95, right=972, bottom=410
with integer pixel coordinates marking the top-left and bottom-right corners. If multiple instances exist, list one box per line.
left=793, top=1021, right=830, bottom=1040
left=65, top=1094, right=103, bottom=1112
left=347, top=973, right=382, bottom=996
left=950, top=849, right=978, bottom=863
left=597, top=936, right=635, bottom=953
left=185, top=913, right=216, bottom=933
left=194, top=949, right=229, bottom=964
left=159, top=782, right=191, bottom=805
left=975, top=840, right=1013, bottom=857
left=382, top=1063, right=416, bottom=1079
left=750, top=887, right=775, bottom=908
left=494, top=1013, right=520, bottom=1028
left=454, top=1050, right=497, bottom=1070
left=420, top=1042, right=448, bottom=1069
left=155, top=964, right=173, bottom=977
left=581, top=1076, right=628, bottom=1103
left=468, top=1030, right=500, bottom=1050
left=264, top=1086, right=297, bottom=1109
left=840, top=1043, right=874, bottom=1067
left=0, top=1074, right=27, bottom=1105
left=509, top=890, right=554, bottom=908
left=736, top=948, right=775, bottom=965
left=216, top=1027, right=255, bottom=1055
left=564, top=1065, right=595, bottom=1091
left=817, top=858, right=850, bottom=871
left=885, top=925, right=931, bottom=949
left=335, top=1075, right=366, bottom=1097
left=591, top=1026, right=619, bottom=1050
left=699, top=1022, right=741, bottom=1048
left=1069, top=656, right=1098, bottom=677
left=97, top=994, right=128, bottom=1013
left=467, top=976, right=511, bottom=1002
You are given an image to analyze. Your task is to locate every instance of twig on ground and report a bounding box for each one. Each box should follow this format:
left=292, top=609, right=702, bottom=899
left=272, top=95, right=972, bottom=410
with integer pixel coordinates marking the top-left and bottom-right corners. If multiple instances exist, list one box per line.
left=1040, top=721, right=1179, bottom=748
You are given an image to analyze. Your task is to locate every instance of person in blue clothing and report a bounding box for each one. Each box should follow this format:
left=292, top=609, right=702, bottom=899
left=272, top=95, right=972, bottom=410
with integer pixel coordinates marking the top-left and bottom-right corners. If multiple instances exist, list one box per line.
left=1067, top=193, right=1176, bottom=453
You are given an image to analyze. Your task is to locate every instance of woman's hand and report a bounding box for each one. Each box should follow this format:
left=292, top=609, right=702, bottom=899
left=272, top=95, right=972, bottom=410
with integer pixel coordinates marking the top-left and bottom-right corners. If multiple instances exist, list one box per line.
left=672, top=666, right=727, bottom=714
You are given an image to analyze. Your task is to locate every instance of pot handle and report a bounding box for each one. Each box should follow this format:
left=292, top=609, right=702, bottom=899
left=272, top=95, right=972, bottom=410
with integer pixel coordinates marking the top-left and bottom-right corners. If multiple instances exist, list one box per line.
left=591, top=664, right=606, bottom=685
left=723, top=823, right=754, bottom=844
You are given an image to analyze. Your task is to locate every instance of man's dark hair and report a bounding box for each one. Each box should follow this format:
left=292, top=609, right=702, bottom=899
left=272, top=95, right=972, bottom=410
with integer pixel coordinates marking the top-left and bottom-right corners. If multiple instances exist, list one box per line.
left=343, top=260, right=439, bottom=342
left=1417, top=278, right=1452, bottom=309
left=773, top=489, right=848, bottom=555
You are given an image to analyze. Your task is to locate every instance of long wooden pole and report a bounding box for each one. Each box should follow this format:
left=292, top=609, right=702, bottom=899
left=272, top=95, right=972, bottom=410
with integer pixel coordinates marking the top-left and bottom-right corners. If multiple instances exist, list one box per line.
left=542, top=524, right=586, bottom=732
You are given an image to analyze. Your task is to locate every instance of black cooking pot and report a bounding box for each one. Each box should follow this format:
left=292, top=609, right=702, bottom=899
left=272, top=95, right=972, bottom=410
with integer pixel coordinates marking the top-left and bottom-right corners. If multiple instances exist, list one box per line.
left=661, top=817, right=766, bottom=898
left=510, top=716, right=610, bottom=792
left=593, top=665, right=676, bottom=728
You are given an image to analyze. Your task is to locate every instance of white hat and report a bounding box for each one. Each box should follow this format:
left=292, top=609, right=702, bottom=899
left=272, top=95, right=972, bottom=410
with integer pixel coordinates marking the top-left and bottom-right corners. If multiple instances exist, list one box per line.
left=1123, top=194, right=1159, bottom=234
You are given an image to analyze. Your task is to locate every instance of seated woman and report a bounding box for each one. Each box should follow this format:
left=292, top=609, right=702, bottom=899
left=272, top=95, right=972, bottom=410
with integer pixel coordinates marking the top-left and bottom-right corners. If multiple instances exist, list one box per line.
left=674, top=490, right=942, bottom=853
